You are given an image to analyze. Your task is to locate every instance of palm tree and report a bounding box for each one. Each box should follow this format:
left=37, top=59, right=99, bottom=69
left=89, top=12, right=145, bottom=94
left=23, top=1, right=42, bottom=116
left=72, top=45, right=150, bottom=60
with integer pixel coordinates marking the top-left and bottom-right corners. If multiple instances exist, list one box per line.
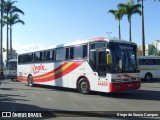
left=137, top=0, right=145, bottom=56
left=0, top=0, right=4, bottom=74
left=3, top=0, right=24, bottom=65
left=108, top=6, right=125, bottom=39
left=137, top=0, right=160, bottom=56
left=8, top=14, right=24, bottom=59
left=118, top=0, right=141, bottom=42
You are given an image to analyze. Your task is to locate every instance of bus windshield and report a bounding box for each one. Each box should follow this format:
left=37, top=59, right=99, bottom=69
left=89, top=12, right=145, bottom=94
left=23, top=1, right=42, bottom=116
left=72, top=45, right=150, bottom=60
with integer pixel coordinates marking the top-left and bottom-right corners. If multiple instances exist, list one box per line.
left=8, top=61, right=17, bottom=70
left=109, top=42, right=139, bottom=73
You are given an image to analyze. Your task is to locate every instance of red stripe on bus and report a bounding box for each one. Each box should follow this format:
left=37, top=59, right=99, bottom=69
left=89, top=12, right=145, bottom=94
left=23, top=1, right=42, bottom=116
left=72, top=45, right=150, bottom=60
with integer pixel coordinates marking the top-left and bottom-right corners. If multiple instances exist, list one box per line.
left=17, top=62, right=82, bottom=83
left=34, top=62, right=81, bottom=82
left=33, top=62, right=69, bottom=79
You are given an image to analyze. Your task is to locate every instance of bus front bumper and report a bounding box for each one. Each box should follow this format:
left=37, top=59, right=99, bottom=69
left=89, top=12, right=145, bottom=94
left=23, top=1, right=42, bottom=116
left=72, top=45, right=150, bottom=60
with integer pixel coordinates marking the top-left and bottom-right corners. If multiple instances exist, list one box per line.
left=108, top=81, right=141, bottom=93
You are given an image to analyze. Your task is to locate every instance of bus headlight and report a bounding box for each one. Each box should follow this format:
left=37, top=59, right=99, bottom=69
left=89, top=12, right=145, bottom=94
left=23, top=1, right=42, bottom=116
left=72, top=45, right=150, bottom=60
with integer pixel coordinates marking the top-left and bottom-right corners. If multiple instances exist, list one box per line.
left=112, top=79, right=122, bottom=82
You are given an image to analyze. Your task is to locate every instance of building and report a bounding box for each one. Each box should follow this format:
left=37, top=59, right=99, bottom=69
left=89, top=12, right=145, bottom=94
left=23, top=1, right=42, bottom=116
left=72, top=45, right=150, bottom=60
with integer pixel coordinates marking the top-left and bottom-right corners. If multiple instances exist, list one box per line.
left=138, top=40, right=160, bottom=56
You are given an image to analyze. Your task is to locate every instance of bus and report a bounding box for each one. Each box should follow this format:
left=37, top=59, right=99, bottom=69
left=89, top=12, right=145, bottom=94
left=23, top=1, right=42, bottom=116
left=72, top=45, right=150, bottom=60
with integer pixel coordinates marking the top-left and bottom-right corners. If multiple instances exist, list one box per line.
left=7, top=59, right=17, bottom=81
left=17, top=37, right=140, bottom=93
left=138, top=56, right=160, bottom=81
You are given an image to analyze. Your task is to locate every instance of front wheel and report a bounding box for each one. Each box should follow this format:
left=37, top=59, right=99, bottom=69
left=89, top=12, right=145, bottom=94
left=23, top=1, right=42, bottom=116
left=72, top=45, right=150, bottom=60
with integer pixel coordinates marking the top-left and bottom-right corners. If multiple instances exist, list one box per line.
left=78, top=78, right=90, bottom=94
left=145, top=73, right=153, bottom=81
left=28, top=75, right=34, bottom=87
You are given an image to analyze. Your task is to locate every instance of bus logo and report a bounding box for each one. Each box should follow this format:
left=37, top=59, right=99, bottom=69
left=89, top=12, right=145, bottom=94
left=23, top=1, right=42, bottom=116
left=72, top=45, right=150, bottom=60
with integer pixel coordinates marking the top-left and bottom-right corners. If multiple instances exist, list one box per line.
left=31, top=64, right=47, bottom=74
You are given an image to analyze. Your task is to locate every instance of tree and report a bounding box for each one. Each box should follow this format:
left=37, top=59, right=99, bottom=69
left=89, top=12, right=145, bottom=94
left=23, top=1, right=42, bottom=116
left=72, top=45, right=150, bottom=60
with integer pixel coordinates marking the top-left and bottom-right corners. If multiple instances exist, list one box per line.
left=3, top=0, right=24, bottom=65
left=0, top=0, right=4, bottom=74
left=108, top=6, right=125, bottom=39
left=118, top=0, right=141, bottom=42
left=137, top=0, right=160, bottom=56
left=7, top=14, right=24, bottom=58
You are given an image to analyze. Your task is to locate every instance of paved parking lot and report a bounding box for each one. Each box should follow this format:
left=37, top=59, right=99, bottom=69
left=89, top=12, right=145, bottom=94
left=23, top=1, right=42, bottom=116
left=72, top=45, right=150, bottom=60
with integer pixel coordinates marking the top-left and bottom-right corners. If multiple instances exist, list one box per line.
left=0, top=79, right=160, bottom=120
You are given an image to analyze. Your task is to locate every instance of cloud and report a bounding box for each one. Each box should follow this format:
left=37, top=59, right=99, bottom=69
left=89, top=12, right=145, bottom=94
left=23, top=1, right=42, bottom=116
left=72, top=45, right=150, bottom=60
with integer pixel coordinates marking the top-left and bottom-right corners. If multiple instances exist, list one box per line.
left=13, top=43, right=55, bottom=54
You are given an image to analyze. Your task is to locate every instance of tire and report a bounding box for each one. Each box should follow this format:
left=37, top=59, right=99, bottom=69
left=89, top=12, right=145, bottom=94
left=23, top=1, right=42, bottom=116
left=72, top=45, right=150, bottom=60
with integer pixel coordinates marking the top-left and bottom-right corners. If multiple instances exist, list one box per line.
left=28, top=75, right=34, bottom=87
left=78, top=78, right=90, bottom=94
left=145, top=73, right=152, bottom=81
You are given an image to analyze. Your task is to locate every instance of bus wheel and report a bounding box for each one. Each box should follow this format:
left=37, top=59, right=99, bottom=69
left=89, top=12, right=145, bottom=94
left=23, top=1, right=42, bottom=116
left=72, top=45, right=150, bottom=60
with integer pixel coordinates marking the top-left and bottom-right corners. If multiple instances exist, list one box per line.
left=78, top=78, right=90, bottom=94
left=145, top=73, right=152, bottom=81
left=28, top=75, right=34, bottom=87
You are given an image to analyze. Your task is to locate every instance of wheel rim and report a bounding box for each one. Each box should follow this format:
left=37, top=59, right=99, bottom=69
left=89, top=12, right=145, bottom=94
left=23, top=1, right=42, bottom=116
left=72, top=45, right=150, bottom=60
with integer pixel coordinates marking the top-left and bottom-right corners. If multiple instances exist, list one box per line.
left=80, top=81, right=89, bottom=92
left=28, top=76, right=33, bottom=86
left=145, top=74, right=152, bottom=81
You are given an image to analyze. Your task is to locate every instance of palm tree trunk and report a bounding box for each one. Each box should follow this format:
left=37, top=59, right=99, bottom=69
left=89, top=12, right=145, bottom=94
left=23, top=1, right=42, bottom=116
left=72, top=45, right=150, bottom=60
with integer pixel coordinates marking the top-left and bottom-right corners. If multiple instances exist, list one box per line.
left=10, top=25, right=12, bottom=59
left=6, top=21, right=9, bottom=67
left=129, top=18, right=132, bottom=42
left=118, top=20, right=121, bottom=39
left=142, top=0, right=145, bottom=56
left=0, top=0, right=3, bottom=74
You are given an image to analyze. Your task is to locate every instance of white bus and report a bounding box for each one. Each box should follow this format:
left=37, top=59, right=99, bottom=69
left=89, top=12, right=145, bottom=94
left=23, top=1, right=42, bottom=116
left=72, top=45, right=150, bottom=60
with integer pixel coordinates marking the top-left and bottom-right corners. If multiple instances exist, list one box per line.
left=7, top=59, right=17, bottom=81
left=138, top=56, right=160, bottom=81
left=17, top=37, right=140, bottom=93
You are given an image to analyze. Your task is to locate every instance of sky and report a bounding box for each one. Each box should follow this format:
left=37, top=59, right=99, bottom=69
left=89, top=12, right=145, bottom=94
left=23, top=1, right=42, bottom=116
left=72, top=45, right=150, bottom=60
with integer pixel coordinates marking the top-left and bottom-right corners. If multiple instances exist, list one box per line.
left=1, top=0, right=160, bottom=54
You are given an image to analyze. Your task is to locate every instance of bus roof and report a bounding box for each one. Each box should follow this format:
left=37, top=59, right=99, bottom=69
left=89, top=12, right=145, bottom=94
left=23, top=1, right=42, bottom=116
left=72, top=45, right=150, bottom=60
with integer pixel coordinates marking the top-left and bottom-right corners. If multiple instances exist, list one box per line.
left=18, top=37, right=137, bottom=55
left=58, top=37, right=137, bottom=47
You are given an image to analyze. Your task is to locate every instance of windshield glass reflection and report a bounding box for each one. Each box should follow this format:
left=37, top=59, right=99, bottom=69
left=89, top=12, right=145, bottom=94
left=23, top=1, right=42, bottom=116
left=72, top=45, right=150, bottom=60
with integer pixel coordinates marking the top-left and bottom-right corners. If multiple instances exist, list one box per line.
left=108, top=43, right=139, bottom=73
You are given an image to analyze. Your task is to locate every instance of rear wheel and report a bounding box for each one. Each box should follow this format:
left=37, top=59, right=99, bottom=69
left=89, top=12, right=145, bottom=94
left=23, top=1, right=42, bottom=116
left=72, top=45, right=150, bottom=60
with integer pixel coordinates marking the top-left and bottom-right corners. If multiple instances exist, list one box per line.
left=28, top=75, right=34, bottom=87
left=78, top=78, right=90, bottom=94
left=145, top=73, right=152, bottom=81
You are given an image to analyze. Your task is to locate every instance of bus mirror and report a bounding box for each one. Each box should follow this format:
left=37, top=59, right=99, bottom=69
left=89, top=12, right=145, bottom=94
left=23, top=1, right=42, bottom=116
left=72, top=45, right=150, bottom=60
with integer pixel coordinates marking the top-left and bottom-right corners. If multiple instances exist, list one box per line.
left=107, top=54, right=112, bottom=65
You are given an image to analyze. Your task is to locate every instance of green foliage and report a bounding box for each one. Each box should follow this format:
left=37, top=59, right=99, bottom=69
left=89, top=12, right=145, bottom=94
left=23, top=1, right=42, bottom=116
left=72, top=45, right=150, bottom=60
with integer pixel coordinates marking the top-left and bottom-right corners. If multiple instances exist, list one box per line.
left=0, top=0, right=25, bottom=63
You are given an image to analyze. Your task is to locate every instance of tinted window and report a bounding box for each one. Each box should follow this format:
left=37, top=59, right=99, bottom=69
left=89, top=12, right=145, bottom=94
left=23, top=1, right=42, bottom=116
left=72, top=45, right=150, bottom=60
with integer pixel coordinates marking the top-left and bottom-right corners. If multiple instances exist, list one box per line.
left=46, top=50, right=55, bottom=61
left=35, top=52, right=43, bottom=62
left=26, top=53, right=33, bottom=63
left=56, top=48, right=65, bottom=61
left=66, top=48, right=69, bottom=60
left=70, top=47, right=74, bottom=59
left=156, top=59, right=160, bottom=65
left=139, top=59, right=145, bottom=65
left=74, top=46, right=83, bottom=59
left=8, top=62, right=17, bottom=70
left=90, top=50, right=96, bottom=71
left=18, top=55, right=25, bottom=64
left=83, top=45, right=87, bottom=58
left=91, top=42, right=105, bottom=49
left=145, top=59, right=155, bottom=65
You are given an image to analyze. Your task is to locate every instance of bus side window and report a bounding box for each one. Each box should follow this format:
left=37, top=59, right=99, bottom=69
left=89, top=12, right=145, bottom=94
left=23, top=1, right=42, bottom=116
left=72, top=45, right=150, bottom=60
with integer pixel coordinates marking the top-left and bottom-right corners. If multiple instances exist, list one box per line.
left=46, top=50, right=54, bottom=61
left=66, top=48, right=69, bottom=60
left=56, top=48, right=65, bottom=61
left=83, top=45, right=87, bottom=58
left=43, top=51, right=46, bottom=61
left=74, top=46, right=83, bottom=59
left=146, top=59, right=154, bottom=65
left=70, top=47, right=74, bottom=59
left=52, top=50, right=55, bottom=61
left=139, top=59, right=145, bottom=65
left=156, top=59, right=160, bottom=65
left=35, top=52, right=43, bottom=62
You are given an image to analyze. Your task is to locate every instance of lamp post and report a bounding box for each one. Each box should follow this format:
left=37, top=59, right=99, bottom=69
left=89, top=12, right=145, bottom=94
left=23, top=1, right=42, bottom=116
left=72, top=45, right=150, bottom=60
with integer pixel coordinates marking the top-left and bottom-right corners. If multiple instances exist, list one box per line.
left=106, top=32, right=112, bottom=38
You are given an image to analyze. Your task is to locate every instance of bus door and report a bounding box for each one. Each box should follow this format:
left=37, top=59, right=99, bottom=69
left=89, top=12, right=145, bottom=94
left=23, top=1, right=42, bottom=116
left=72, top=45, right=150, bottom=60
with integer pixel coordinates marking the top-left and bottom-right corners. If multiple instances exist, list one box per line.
left=90, top=49, right=106, bottom=77
left=97, top=49, right=106, bottom=77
